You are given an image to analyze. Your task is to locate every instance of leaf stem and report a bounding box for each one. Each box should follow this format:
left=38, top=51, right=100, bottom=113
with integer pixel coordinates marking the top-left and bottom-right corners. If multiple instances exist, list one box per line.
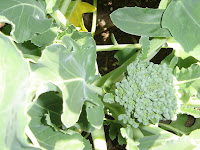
left=91, top=126, right=107, bottom=150
left=102, top=50, right=140, bottom=91
left=96, top=44, right=141, bottom=51
left=91, top=0, right=97, bottom=37
left=184, top=98, right=200, bottom=107
left=140, top=124, right=173, bottom=135
left=51, top=10, right=70, bottom=29
left=60, top=0, right=71, bottom=15
left=158, top=123, right=186, bottom=135
left=158, top=0, right=169, bottom=9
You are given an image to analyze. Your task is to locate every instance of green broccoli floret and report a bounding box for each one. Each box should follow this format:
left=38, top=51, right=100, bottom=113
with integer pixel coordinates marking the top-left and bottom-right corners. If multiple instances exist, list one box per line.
left=115, top=60, right=180, bottom=128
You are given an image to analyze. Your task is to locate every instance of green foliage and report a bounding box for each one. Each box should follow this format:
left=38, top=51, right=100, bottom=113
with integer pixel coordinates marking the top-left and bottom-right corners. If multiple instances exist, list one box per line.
left=0, top=0, right=52, bottom=43
left=1, top=0, right=200, bottom=149
left=30, top=25, right=104, bottom=129
left=115, top=60, right=180, bottom=128
left=28, top=92, right=86, bottom=150
left=110, top=7, right=171, bottom=37
left=159, top=114, right=200, bottom=136
left=162, top=0, right=200, bottom=55
left=0, top=33, right=35, bottom=149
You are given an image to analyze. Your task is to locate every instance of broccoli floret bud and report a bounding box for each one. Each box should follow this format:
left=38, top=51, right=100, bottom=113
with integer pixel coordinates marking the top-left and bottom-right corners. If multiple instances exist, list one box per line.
left=115, top=60, right=180, bottom=128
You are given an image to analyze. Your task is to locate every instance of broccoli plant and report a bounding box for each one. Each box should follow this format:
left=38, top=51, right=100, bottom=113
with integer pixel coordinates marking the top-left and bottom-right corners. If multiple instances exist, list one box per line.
left=1, top=0, right=200, bottom=150
left=115, top=60, right=180, bottom=127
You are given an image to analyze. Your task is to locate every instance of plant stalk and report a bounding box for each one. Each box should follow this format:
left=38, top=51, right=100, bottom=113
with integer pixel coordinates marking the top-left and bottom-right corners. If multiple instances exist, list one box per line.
left=140, top=124, right=171, bottom=135
left=51, top=10, right=70, bottom=29
left=158, top=123, right=186, bottom=135
left=91, top=0, right=97, bottom=37
left=96, top=44, right=141, bottom=51
left=158, top=0, right=169, bottom=9
left=60, top=0, right=71, bottom=15
left=91, top=126, right=107, bottom=150
left=102, top=50, right=140, bottom=91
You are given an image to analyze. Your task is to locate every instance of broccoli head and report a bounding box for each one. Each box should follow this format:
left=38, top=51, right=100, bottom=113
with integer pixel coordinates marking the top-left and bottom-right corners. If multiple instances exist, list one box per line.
left=115, top=60, right=180, bottom=128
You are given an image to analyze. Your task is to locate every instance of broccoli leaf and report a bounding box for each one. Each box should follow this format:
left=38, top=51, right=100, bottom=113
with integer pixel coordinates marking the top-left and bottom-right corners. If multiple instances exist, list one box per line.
left=162, top=0, right=200, bottom=58
left=30, top=27, right=104, bottom=128
left=0, top=0, right=52, bottom=43
left=28, top=92, right=85, bottom=150
left=0, top=33, right=36, bottom=149
left=31, top=26, right=58, bottom=47
left=110, top=7, right=171, bottom=37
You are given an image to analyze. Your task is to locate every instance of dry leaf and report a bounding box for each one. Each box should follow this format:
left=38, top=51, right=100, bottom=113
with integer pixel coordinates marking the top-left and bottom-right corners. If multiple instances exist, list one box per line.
left=65, top=0, right=96, bottom=31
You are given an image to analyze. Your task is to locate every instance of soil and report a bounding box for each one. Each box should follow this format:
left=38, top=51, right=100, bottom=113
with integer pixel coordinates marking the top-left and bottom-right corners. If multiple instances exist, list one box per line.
left=82, top=0, right=195, bottom=149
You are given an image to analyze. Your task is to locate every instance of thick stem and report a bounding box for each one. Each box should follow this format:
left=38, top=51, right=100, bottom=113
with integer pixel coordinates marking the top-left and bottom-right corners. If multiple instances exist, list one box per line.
left=184, top=98, right=200, bottom=107
left=93, top=50, right=140, bottom=89
left=158, top=123, right=185, bottom=135
left=51, top=10, right=70, bottom=29
left=91, top=0, right=97, bottom=37
left=140, top=124, right=171, bottom=135
left=158, top=0, right=169, bottom=9
left=96, top=44, right=141, bottom=51
left=91, top=126, right=107, bottom=150
left=60, top=0, right=71, bottom=15
left=103, top=50, right=140, bottom=91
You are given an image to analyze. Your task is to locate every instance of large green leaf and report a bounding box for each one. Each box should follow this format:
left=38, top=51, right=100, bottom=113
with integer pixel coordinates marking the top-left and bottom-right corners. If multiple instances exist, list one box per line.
left=110, top=7, right=171, bottom=37
left=0, top=0, right=52, bottom=43
left=0, top=33, right=36, bottom=149
left=30, top=28, right=104, bottom=128
left=28, top=92, right=85, bottom=150
left=162, top=0, right=200, bottom=56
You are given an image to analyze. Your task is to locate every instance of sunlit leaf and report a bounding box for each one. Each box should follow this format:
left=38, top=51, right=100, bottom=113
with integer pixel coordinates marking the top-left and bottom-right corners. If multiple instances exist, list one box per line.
left=30, top=27, right=103, bottom=128
left=162, top=0, right=200, bottom=58
left=0, top=33, right=36, bottom=149
left=152, top=135, right=196, bottom=150
left=0, top=0, right=52, bottom=42
left=31, top=26, right=58, bottom=47
left=110, top=7, right=171, bottom=37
